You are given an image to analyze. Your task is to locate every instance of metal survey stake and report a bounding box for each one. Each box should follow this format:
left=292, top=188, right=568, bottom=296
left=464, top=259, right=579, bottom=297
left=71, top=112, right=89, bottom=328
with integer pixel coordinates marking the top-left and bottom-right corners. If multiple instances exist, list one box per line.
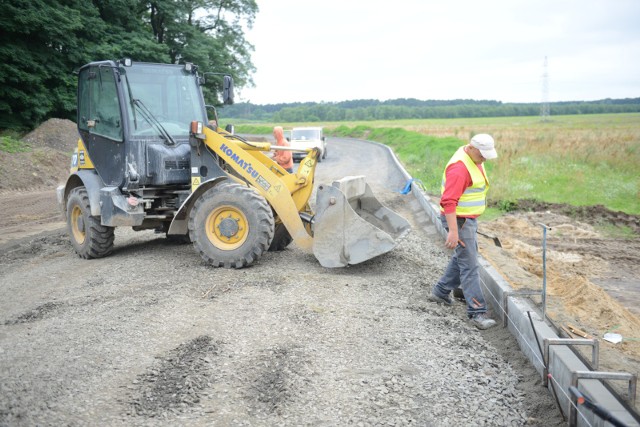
left=537, top=223, right=552, bottom=322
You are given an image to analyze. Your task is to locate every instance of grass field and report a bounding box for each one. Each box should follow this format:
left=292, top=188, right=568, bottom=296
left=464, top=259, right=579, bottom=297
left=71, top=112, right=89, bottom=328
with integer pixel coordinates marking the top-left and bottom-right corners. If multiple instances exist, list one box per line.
left=231, top=113, right=640, bottom=216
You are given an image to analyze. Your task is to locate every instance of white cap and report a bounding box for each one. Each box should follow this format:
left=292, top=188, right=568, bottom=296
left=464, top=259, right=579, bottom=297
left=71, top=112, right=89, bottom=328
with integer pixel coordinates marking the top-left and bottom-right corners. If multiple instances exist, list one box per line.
left=470, top=134, right=498, bottom=160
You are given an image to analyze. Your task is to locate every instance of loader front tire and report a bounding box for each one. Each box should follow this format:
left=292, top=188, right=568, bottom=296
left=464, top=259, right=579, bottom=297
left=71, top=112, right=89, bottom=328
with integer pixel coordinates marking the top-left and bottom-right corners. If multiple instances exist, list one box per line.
left=66, top=186, right=115, bottom=259
left=189, top=182, right=274, bottom=268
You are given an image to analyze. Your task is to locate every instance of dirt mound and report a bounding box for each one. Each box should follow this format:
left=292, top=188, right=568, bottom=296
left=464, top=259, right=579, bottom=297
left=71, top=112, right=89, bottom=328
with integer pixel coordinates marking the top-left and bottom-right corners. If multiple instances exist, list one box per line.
left=0, top=149, right=71, bottom=192
left=22, top=118, right=78, bottom=152
left=513, top=199, right=640, bottom=235
left=479, top=210, right=640, bottom=394
left=0, top=119, right=77, bottom=192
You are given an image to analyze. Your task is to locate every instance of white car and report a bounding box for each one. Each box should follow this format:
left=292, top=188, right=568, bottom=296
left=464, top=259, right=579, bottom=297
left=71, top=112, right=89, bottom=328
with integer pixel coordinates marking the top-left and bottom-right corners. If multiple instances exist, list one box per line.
left=289, top=127, right=327, bottom=162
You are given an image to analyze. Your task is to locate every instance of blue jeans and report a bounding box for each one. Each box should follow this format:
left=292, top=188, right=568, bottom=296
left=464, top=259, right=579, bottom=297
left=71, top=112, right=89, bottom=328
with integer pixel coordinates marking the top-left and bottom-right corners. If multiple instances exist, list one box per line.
left=433, top=216, right=488, bottom=317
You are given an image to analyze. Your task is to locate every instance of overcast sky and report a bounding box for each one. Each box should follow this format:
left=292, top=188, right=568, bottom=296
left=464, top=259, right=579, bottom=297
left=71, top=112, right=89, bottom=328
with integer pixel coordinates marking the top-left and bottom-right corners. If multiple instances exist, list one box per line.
left=238, top=0, right=640, bottom=105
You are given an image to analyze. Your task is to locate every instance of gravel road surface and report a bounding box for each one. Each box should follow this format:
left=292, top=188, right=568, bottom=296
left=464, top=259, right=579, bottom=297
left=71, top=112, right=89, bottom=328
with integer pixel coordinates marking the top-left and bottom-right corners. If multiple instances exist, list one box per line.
left=0, top=137, right=563, bottom=426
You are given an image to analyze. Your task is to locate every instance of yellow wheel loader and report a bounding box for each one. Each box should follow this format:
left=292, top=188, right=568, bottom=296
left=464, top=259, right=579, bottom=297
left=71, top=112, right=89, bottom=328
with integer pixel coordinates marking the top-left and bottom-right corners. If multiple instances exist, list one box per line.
left=56, top=59, right=410, bottom=268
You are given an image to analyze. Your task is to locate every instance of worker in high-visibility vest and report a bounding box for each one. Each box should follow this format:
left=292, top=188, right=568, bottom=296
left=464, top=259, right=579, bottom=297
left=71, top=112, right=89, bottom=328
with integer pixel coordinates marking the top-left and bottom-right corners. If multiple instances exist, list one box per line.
left=429, top=134, right=498, bottom=330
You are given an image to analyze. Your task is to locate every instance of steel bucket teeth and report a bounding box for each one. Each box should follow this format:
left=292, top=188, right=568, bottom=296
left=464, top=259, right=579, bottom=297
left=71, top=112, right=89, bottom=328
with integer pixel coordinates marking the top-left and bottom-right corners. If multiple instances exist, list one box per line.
left=312, top=176, right=411, bottom=268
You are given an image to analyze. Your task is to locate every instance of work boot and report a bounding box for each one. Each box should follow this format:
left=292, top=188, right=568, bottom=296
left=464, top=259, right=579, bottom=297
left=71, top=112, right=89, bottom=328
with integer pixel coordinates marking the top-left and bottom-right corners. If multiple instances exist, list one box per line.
left=469, top=313, right=497, bottom=330
left=428, top=289, right=453, bottom=306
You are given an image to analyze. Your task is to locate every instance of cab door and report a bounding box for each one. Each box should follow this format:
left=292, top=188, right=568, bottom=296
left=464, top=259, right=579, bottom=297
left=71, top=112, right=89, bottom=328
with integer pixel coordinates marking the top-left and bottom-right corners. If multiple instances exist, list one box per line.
left=77, top=63, right=126, bottom=187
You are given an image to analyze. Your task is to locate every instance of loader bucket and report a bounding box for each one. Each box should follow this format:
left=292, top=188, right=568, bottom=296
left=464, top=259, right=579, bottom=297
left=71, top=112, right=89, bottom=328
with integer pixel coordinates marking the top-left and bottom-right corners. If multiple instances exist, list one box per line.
left=312, top=176, right=411, bottom=268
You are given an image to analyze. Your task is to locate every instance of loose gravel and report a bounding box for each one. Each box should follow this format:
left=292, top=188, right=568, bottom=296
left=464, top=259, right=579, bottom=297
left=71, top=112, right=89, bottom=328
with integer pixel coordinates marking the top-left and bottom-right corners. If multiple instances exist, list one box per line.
left=0, top=138, right=563, bottom=426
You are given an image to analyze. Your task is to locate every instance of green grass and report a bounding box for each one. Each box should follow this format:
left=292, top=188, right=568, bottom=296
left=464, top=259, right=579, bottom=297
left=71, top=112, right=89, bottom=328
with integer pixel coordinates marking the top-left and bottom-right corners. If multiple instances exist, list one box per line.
left=502, top=155, right=638, bottom=214
left=224, top=123, right=274, bottom=135
left=594, top=223, right=637, bottom=239
left=231, top=113, right=640, bottom=216
left=0, top=134, right=30, bottom=153
left=330, top=125, right=463, bottom=193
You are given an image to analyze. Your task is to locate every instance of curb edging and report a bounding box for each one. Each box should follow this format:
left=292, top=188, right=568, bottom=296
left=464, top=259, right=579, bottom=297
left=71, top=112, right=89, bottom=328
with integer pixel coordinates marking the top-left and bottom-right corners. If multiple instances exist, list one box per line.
left=362, top=136, right=639, bottom=426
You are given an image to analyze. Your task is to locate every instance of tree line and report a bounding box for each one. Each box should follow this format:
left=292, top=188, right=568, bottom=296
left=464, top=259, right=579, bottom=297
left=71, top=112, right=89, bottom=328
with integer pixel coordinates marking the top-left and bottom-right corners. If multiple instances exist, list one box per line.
left=220, top=98, right=640, bottom=123
left=0, top=0, right=257, bottom=130
left=220, top=97, right=640, bottom=122
left=2, top=1, right=637, bottom=132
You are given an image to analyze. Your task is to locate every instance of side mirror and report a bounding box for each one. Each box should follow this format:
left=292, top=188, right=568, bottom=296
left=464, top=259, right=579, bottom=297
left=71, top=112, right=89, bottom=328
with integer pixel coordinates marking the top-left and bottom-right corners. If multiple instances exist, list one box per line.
left=223, top=75, right=234, bottom=105
left=225, top=124, right=235, bottom=135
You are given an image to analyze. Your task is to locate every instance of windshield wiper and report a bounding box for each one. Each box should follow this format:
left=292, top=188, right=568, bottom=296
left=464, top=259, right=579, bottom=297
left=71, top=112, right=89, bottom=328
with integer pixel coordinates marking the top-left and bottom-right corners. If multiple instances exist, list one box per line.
left=132, top=98, right=176, bottom=146
left=121, top=70, right=138, bottom=129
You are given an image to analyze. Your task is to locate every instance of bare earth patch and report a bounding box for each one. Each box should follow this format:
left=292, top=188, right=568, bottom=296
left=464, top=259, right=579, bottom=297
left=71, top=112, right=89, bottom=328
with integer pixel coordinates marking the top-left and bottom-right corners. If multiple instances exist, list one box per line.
left=479, top=208, right=640, bottom=402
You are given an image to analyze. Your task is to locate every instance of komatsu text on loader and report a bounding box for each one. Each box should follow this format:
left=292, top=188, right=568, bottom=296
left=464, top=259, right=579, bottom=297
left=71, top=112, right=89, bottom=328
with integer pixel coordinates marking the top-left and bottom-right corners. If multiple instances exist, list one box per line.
left=57, top=59, right=410, bottom=268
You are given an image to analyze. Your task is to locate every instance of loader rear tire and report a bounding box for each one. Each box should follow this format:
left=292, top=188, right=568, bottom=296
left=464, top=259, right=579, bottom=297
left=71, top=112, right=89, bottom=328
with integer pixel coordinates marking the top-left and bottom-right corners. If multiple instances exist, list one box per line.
left=189, top=182, right=274, bottom=268
left=268, top=223, right=292, bottom=251
left=66, top=186, right=115, bottom=259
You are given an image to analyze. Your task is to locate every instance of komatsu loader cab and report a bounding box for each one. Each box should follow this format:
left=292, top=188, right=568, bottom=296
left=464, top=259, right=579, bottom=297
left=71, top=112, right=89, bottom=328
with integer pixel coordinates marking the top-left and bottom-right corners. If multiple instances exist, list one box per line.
left=58, top=59, right=410, bottom=268
left=77, top=60, right=209, bottom=191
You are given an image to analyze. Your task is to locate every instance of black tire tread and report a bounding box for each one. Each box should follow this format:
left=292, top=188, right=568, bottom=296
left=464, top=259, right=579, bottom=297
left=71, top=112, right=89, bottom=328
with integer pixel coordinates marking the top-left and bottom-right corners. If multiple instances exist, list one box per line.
left=67, top=187, right=115, bottom=259
left=188, top=182, right=274, bottom=268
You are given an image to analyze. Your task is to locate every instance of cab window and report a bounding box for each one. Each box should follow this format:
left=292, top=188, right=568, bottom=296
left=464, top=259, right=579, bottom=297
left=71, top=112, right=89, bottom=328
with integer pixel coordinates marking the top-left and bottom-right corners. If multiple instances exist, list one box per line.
left=78, top=66, right=122, bottom=141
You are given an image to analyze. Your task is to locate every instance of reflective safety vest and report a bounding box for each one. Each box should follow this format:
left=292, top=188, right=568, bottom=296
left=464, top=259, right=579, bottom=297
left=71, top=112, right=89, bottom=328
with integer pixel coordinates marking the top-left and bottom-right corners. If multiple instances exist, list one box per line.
left=440, top=146, right=489, bottom=216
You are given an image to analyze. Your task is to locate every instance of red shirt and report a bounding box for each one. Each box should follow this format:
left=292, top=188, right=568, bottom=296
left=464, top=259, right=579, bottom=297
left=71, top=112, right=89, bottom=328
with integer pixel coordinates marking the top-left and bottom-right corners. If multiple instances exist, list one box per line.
left=440, top=160, right=486, bottom=218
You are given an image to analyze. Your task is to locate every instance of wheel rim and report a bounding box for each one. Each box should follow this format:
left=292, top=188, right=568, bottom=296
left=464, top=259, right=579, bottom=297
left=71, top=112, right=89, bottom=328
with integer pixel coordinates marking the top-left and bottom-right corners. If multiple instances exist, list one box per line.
left=70, top=205, right=86, bottom=244
left=206, top=205, right=249, bottom=250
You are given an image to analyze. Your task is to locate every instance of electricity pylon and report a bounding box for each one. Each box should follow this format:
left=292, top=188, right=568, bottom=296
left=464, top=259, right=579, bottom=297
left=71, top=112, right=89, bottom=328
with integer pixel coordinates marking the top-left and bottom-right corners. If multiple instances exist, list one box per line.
left=540, top=56, right=550, bottom=122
